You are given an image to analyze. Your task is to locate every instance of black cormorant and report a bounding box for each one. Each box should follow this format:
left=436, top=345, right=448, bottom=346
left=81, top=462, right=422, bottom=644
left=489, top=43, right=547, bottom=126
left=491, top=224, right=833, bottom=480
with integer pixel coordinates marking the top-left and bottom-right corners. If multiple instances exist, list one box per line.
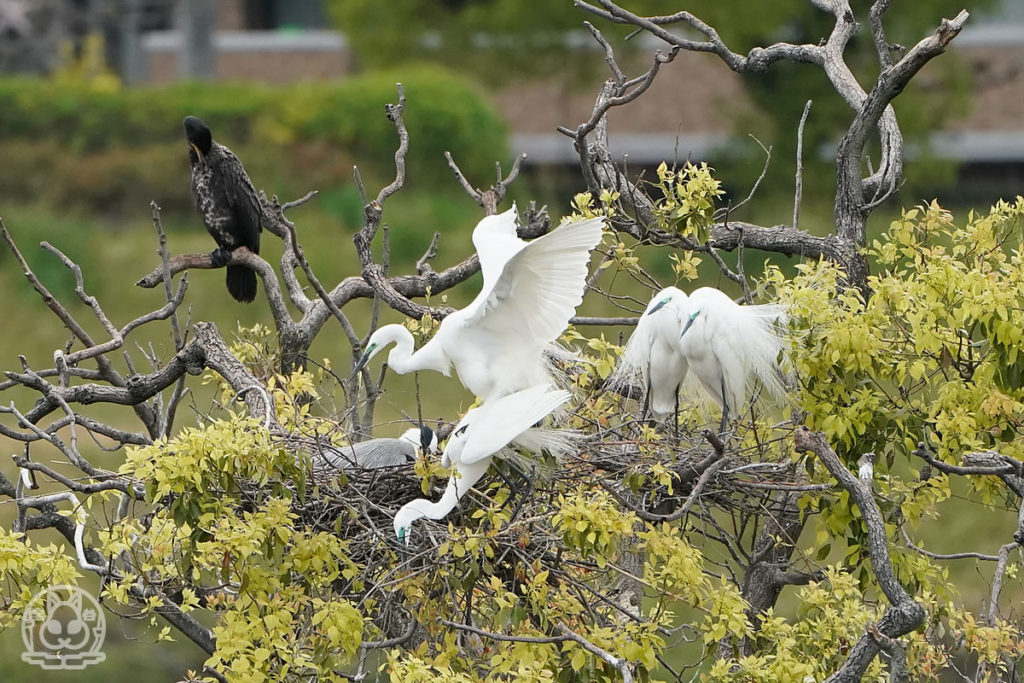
left=184, top=116, right=262, bottom=303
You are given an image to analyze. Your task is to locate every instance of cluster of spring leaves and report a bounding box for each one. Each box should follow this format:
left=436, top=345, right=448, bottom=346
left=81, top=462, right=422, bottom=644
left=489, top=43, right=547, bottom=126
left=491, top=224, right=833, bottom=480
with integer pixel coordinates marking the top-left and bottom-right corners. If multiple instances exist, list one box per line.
left=652, top=161, right=724, bottom=242
left=760, top=197, right=1024, bottom=678
left=6, top=183, right=1024, bottom=681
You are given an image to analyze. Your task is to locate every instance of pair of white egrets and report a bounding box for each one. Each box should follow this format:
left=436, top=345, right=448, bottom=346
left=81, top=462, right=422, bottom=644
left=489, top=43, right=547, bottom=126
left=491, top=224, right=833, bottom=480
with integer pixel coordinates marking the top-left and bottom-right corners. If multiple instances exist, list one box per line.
left=611, top=286, right=789, bottom=431
left=348, top=206, right=605, bottom=543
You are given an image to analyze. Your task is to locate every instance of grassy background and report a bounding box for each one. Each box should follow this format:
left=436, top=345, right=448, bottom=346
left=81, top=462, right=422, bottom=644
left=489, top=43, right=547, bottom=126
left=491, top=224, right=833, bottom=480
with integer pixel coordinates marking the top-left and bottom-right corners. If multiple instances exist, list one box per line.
left=0, top=74, right=1017, bottom=678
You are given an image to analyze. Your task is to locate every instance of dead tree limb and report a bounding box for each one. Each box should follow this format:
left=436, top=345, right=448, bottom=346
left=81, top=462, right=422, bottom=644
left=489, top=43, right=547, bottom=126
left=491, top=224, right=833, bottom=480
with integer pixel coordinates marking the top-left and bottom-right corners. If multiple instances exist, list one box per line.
left=574, top=1, right=970, bottom=293
left=794, top=427, right=926, bottom=682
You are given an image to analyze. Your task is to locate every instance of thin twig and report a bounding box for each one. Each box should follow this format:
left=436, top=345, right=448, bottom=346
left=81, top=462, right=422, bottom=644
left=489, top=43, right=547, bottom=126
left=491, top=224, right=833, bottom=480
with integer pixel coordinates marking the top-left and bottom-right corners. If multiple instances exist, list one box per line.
left=793, top=100, right=812, bottom=230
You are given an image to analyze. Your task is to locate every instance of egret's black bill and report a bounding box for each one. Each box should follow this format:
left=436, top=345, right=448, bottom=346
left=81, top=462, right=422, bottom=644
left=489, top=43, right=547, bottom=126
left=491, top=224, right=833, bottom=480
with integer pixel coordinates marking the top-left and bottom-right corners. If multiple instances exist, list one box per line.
left=680, top=317, right=696, bottom=338
left=648, top=299, right=669, bottom=315
left=349, top=352, right=371, bottom=380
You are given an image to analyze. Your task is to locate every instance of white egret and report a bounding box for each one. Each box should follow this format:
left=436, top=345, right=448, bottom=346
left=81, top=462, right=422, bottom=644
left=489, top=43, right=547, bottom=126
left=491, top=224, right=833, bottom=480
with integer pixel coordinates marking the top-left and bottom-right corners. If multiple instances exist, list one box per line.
left=313, top=426, right=438, bottom=472
left=353, top=207, right=605, bottom=402
left=612, top=286, right=789, bottom=431
left=679, top=286, right=788, bottom=430
left=393, top=384, right=574, bottom=544
left=609, top=286, right=690, bottom=421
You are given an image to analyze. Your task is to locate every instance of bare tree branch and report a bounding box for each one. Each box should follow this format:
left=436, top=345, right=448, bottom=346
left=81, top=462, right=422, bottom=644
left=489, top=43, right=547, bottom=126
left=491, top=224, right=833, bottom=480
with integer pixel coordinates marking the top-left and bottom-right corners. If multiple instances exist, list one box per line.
left=794, top=100, right=813, bottom=231
left=6, top=322, right=277, bottom=431
left=794, top=428, right=926, bottom=682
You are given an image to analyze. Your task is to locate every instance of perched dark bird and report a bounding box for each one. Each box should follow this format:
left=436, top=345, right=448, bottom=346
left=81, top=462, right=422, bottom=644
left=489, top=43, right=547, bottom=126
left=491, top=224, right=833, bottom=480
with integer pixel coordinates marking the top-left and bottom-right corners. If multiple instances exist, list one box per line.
left=184, top=116, right=262, bottom=303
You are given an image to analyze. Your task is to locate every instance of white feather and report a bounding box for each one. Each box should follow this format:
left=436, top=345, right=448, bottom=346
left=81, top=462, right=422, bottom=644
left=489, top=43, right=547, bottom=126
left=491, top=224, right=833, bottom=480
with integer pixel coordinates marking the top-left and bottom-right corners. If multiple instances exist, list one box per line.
left=608, top=286, right=690, bottom=420
left=357, top=212, right=605, bottom=402
left=393, top=384, right=573, bottom=542
left=611, top=286, right=790, bottom=427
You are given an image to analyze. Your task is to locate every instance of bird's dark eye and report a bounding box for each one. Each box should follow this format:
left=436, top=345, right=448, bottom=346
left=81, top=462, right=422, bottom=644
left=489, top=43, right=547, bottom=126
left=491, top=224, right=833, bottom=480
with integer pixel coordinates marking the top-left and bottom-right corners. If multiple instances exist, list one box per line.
left=455, top=425, right=468, bottom=437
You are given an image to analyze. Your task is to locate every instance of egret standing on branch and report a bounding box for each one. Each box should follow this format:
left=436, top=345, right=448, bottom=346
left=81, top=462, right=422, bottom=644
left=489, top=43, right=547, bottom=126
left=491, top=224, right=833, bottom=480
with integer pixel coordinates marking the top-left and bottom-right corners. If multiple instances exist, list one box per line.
left=609, top=286, right=690, bottom=422
left=393, top=384, right=575, bottom=544
left=679, top=287, right=789, bottom=430
left=313, top=426, right=438, bottom=472
left=353, top=207, right=605, bottom=402
left=612, top=286, right=789, bottom=432
left=184, top=116, right=262, bottom=303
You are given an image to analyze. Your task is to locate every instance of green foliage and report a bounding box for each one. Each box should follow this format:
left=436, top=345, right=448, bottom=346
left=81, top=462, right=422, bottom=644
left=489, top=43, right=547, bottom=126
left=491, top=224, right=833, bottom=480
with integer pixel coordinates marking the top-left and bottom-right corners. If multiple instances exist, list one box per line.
left=650, top=161, right=724, bottom=242
left=328, top=0, right=666, bottom=85
left=769, top=198, right=1024, bottom=466
left=706, top=568, right=886, bottom=682
left=0, top=65, right=506, bottom=216
left=0, top=527, right=81, bottom=631
left=108, top=411, right=363, bottom=680
left=552, top=489, right=636, bottom=563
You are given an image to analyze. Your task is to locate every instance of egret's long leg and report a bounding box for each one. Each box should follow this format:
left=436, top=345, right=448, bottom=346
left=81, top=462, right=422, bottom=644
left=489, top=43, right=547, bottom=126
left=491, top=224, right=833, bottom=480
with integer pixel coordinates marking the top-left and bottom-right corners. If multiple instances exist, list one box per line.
left=673, top=389, right=680, bottom=440
left=719, top=373, right=730, bottom=433
left=641, top=376, right=653, bottom=425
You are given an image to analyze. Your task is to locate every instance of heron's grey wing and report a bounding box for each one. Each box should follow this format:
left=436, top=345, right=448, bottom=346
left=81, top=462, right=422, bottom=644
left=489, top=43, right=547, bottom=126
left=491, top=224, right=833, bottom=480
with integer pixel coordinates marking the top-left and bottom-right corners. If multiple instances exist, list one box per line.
left=338, top=438, right=417, bottom=469
left=312, top=445, right=357, bottom=472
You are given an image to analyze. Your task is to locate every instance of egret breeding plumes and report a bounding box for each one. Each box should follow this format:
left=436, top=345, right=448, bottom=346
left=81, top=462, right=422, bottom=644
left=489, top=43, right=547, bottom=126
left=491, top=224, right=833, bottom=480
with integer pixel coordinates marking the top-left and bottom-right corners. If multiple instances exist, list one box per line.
left=352, top=207, right=605, bottom=402
left=679, top=287, right=789, bottom=430
left=313, top=426, right=437, bottom=472
left=393, top=384, right=575, bottom=544
left=611, top=286, right=789, bottom=431
left=608, top=286, right=691, bottom=421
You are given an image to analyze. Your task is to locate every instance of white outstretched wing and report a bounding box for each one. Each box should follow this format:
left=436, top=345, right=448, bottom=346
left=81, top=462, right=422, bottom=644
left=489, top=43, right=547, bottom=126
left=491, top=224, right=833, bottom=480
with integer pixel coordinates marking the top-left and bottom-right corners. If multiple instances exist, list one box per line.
left=459, top=384, right=572, bottom=465
left=471, top=205, right=526, bottom=299
left=465, top=216, right=605, bottom=346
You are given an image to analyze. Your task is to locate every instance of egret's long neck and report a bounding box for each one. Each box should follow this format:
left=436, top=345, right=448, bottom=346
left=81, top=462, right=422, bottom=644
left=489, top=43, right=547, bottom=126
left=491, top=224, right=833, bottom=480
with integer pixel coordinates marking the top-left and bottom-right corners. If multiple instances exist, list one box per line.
left=405, top=480, right=461, bottom=521
left=382, top=326, right=448, bottom=376
left=376, top=326, right=418, bottom=374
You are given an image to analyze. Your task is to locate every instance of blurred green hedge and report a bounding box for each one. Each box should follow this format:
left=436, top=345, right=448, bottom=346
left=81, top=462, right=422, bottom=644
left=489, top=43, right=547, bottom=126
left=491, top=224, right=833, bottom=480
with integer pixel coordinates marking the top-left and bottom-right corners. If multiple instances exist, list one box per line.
left=0, top=65, right=508, bottom=216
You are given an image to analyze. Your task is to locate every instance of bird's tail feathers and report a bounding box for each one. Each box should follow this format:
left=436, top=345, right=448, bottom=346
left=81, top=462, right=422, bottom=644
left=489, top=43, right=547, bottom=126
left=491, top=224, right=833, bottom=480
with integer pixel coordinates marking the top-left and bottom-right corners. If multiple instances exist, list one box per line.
left=736, top=302, right=791, bottom=401
left=511, top=427, right=580, bottom=460
left=606, top=311, right=657, bottom=396
left=226, top=264, right=258, bottom=303
left=541, top=342, right=585, bottom=399
left=501, top=428, right=580, bottom=481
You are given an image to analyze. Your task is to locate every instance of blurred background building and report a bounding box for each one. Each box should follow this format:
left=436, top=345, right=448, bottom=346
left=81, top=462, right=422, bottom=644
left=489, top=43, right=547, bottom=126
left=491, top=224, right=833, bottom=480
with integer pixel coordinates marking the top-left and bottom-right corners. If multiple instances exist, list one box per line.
left=0, top=0, right=1021, bottom=197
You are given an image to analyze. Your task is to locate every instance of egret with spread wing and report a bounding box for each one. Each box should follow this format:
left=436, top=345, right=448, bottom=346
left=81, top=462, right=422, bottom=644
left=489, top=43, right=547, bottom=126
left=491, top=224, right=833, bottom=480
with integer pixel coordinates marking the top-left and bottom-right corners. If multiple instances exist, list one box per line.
left=313, top=426, right=437, bottom=472
left=612, top=286, right=789, bottom=431
left=393, top=384, right=575, bottom=544
left=352, top=207, right=605, bottom=402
